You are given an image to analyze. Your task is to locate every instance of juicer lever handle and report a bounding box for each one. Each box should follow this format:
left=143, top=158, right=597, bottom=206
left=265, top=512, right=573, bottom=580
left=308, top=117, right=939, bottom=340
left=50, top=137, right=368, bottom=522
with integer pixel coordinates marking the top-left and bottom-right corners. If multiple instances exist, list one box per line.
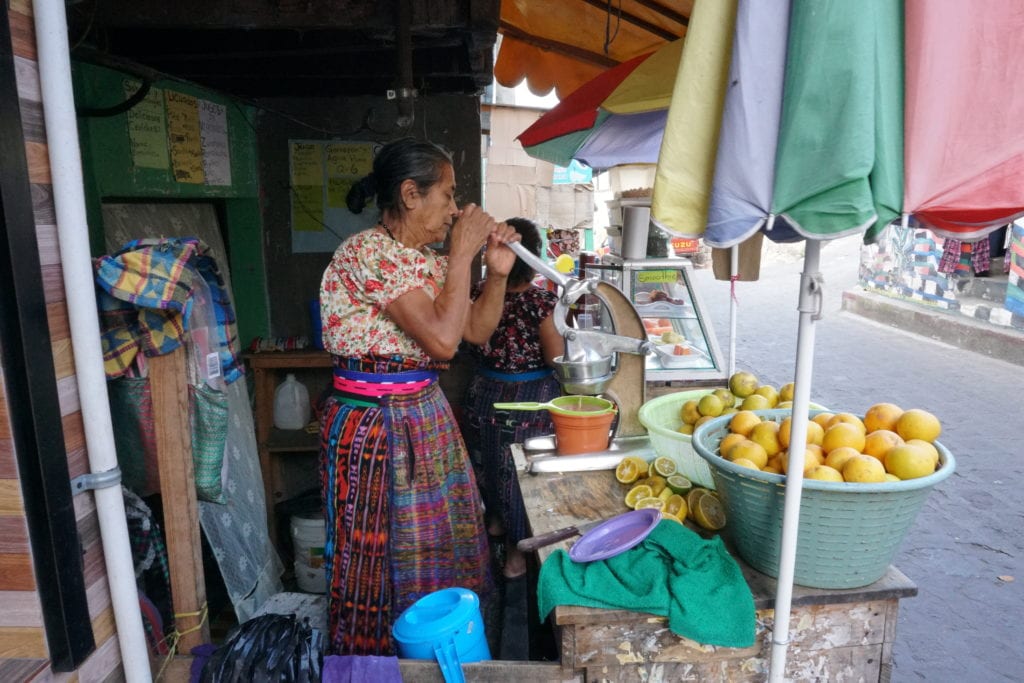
left=506, top=240, right=571, bottom=289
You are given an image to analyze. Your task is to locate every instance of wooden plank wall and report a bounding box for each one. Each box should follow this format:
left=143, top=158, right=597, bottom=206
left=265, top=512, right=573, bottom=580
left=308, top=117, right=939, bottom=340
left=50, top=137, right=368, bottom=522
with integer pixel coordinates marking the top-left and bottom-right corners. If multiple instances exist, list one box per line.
left=2, top=1, right=122, bottom=680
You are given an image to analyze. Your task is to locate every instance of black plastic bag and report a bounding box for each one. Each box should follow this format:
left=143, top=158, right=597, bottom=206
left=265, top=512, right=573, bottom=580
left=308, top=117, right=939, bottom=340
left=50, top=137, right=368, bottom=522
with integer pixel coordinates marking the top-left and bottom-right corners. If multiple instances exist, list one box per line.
left=200, top=613, right=323, bottom=683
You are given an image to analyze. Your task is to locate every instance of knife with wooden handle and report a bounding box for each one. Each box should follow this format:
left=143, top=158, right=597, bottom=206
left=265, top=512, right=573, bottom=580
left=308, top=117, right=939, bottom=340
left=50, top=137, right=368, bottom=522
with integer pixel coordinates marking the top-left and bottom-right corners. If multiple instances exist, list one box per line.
left=517, top=518, right=604, bottom=553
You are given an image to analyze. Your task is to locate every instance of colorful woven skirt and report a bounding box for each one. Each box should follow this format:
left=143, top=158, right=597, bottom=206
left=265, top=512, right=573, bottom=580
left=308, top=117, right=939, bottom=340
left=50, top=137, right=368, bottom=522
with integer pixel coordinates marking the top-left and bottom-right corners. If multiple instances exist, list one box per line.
left=319, top=368, right=491, bottom=655
left=461, top=370, right=560, bottom=546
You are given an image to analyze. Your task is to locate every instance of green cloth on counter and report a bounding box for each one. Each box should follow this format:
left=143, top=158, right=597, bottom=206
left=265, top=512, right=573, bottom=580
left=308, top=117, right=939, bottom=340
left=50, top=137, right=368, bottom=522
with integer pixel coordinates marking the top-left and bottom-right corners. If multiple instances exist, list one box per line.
left=537, top=520, right=755, bottom=648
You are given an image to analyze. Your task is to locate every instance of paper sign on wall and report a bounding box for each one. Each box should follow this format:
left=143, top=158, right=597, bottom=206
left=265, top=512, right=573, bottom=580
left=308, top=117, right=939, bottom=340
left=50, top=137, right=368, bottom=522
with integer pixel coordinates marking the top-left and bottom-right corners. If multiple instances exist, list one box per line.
left=289, top=140, right=378, bottom=253
left=165, top=91, right=205, bottom=184
left=124, top=80, right=169, bottom=170
left=199, top=100, right=232, bottom=186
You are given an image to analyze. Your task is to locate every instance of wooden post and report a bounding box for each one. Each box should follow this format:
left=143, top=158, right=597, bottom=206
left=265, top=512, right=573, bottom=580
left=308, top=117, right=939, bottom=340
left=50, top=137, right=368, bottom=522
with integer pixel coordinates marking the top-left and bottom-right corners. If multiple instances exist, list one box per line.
left=150, top=347, right=209, bottom=650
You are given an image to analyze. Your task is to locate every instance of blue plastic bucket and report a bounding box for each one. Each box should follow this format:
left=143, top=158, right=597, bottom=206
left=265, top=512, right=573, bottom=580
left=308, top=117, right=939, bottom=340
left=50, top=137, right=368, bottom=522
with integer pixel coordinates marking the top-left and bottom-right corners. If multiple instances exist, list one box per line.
left=392, top=587, right=490, bottom=683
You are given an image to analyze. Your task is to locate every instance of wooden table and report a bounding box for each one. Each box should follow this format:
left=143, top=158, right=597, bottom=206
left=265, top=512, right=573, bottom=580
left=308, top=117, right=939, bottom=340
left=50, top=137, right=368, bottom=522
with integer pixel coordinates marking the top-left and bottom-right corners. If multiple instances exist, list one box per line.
left=514, top=444, right=917, bottom=683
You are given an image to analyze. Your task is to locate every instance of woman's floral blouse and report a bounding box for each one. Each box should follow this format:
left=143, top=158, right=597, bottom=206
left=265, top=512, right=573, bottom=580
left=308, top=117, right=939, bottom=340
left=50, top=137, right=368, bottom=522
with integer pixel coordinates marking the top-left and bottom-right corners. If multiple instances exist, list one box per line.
left=469, top=283, right=557, bottom=372
left=320, top=230, right=445, bottom=359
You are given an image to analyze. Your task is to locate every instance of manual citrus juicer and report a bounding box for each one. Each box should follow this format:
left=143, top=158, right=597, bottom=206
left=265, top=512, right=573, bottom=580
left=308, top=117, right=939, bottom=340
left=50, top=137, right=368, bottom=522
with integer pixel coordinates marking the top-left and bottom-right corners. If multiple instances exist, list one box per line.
left=505, top=241, right=655, bottom=441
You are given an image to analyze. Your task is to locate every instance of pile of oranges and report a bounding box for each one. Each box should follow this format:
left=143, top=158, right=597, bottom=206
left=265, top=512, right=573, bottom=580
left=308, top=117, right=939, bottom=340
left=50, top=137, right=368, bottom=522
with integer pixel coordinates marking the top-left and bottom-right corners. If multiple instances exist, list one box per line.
left=717, top=402, right=943, bottom=483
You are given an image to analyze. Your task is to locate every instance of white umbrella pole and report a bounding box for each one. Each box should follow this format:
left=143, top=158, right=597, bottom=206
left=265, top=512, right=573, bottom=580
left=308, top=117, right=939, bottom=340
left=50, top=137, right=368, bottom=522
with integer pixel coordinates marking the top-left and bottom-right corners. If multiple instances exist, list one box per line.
left=728, top=245, right=738, bottom=376
left=768, top=239, right=823, bottom=682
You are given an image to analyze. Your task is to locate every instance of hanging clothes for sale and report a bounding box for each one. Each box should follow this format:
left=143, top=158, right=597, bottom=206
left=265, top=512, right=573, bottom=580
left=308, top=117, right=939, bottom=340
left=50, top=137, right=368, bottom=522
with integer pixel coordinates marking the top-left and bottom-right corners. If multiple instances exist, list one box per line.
left=938, top=237, right=991, bottom=276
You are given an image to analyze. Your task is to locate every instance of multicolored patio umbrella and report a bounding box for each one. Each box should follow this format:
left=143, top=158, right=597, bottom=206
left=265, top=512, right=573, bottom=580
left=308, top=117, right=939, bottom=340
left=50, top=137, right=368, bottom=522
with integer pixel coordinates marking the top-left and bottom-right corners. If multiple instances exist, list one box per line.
left=649, top=1, right=1024, bottom=679
left=516, top=38, right=684, bottom=170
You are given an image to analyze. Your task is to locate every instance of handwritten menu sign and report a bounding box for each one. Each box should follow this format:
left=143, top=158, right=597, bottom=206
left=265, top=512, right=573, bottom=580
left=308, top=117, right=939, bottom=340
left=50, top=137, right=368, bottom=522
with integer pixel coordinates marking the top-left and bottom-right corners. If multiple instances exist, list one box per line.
left=165, top=91, right=204, bottom=184
left=124, top=80, right=169, bottom=170
left=199, top=100, right=231, bottom=186
left=325, top=142, right=373, bottom=208
left=289, top=140, right=379, bottom=252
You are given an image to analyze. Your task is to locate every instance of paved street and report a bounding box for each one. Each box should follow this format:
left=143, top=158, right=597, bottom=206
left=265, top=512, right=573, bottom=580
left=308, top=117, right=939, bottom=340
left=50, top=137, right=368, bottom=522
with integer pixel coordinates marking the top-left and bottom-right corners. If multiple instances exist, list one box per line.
left=689, top=236, right=1024, bottom=681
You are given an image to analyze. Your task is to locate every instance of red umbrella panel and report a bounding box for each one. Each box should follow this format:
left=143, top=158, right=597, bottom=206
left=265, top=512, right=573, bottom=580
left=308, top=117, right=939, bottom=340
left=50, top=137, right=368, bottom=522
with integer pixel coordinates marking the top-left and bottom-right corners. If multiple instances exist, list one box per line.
left=517, top=39, right=683, bottom=170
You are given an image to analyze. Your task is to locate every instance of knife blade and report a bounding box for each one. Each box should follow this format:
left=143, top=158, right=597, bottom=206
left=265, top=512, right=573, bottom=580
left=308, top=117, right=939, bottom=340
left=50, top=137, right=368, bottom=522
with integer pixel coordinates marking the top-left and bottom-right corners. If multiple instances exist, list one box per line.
left=517, top=517, right=605, bottom=553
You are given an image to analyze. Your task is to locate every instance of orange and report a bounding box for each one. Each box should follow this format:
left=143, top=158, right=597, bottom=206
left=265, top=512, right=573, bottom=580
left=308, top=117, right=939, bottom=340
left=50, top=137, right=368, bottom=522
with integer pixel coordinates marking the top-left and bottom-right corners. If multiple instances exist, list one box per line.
left=779, top=382, right=796, bottom=404
left=862, top=429, right=904, bottom=461
left=624, top=484, right=653, bottom=508
left=906, top=439, right=940, bottom=468
left=749, top=421, right=783, bottom=457
left=728, top=371, right=759, bottom=398
left=778, top=416, right=825, bottom=448
left=637, top=475, right=667, bottom=496
left=826, top=412, right=867, bottom=434
left=732, top=457, right=761, bottom=471
left=712, top=388, right=737, bottom=410
left=686, top=488, right=708, bottom=520
left=693, top=494, right=727, bottom=531
left=718, top=432, right=747, bottom=459
left=811, top=412, right=836, bottom=429
left=615, top=455, right=649, bottom=484
left=661, top=511, right=685, bottom=524
left=634, top=497, right=665, bottom=512
left=895, top=409, right=942, bottom=443
left=823, top=446, right=860, bottom=472
left=663, top=494, right=687, bottom=518
left=842, top=455, right=887, bottom=483
left=821, top=422, right=867, bottom=454
left=863, top=402, right=904, bottom=433
left=729, top=410, right=762, bottom=437
left=676, top=423, right=695, bottom=435
left=806, top=465, right=844, bottom=482
left=740, top=394, right=771, bottom=411
left=884, top=444, right=936, bottom=480
left=652, top=456, right=677, bottom=478
left=753, top=385, right=780, bottom=408
left=698, top=394, right=725, bottom=418
left=727, top=439, right=769, bottom=469
left=694, top=414, right=717, bottom=430
left=680, top=399, right=702, bottom=425
left=780, top=447, right=823, bottom=475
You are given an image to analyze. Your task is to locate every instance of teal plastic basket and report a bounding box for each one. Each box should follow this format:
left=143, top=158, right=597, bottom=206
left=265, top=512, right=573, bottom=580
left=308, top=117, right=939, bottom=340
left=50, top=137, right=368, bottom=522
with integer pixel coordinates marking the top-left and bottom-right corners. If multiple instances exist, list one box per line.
left=691, top=409, right=956, bottom=589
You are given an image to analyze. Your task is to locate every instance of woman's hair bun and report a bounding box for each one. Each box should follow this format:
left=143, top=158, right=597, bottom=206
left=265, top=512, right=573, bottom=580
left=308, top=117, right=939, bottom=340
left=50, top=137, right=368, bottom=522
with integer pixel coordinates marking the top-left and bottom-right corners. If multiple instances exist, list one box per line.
left=346, top=172, right=377, bottom=214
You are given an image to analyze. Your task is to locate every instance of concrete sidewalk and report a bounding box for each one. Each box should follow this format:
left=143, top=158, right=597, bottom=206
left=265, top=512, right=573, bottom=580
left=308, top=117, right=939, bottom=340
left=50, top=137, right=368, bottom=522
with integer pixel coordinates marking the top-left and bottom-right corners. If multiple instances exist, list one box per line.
left=841, top=287, right=1024, bottom=368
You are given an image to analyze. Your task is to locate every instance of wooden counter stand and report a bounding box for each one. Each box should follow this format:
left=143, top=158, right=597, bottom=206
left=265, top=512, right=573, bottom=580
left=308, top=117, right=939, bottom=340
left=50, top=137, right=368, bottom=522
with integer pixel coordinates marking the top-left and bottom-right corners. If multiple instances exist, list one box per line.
left=149, top=347, right=209, bottom=650
left=514, top=445, right=917, bottom=682
left=245, top=350, right=333, bottom=544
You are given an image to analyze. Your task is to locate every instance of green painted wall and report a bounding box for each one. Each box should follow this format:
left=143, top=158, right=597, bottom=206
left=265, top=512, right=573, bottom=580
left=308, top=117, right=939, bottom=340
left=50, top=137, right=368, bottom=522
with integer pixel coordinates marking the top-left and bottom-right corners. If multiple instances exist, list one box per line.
left=73, top=61, right=269, bottom=344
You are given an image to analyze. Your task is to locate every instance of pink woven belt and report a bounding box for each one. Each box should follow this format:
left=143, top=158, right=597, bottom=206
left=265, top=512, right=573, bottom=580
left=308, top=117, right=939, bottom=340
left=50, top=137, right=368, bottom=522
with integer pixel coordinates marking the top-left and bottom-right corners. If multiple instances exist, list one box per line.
left=332, top=368, right=437, bottom=398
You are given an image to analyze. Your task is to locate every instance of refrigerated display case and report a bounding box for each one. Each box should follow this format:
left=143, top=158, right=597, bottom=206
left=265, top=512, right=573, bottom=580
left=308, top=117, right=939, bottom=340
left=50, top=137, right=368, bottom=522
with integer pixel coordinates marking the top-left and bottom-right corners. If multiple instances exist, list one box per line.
left=587, top=255, right=727, bottom=385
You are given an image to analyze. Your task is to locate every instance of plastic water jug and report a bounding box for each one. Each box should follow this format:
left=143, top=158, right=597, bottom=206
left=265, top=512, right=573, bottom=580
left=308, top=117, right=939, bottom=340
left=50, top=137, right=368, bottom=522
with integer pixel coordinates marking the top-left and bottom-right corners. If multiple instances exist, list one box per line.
left=273, top=374, right=310, bottom=430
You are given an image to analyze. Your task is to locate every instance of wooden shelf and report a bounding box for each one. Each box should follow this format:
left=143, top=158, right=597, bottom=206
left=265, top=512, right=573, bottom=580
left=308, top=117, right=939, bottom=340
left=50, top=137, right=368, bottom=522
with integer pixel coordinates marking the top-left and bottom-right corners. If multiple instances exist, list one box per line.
left=266, top=427, right=319, bottom=453
left=246, top=349, right=332, bottom=545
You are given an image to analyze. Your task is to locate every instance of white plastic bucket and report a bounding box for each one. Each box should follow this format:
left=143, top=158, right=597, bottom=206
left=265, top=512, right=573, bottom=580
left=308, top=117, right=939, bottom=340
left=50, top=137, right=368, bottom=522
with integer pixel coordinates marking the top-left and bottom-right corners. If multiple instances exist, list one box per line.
left=293, top=559, right=326, bottom=594
left=291, top=514, right=325, bottom=569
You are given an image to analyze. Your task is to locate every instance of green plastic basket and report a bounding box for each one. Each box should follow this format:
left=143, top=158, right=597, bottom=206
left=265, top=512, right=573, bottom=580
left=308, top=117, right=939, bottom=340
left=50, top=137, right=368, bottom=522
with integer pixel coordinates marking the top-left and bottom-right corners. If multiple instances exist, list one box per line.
left=691, top=408, right=956, bottom=589
left=639, top=392, right=829, bottom=490
left=638, top=390, right=720, bottom=488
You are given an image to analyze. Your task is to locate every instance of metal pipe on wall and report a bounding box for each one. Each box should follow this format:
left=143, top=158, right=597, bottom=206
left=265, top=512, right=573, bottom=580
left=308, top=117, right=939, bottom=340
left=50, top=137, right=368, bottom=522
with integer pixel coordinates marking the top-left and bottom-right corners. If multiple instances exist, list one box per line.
left=32, top=0, right=153, bottom=680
